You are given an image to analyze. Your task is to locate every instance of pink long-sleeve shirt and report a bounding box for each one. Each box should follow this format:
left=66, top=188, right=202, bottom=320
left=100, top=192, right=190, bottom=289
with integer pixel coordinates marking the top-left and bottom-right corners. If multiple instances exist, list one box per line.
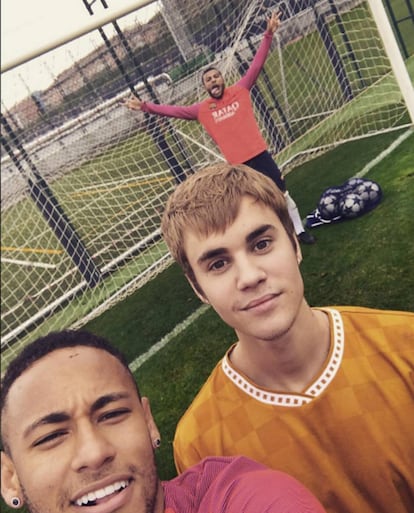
left=141, top=31, right=274, bottom=163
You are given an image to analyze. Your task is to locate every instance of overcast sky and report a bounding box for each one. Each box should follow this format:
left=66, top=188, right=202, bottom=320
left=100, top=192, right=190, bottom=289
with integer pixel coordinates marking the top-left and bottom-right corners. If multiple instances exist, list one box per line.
left=1, top=0, right=159, bottom=109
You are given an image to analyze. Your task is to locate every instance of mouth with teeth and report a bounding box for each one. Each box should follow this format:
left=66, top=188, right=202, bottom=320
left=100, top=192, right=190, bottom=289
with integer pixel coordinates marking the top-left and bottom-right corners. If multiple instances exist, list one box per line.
left=74, top=479, right=130, bottom=507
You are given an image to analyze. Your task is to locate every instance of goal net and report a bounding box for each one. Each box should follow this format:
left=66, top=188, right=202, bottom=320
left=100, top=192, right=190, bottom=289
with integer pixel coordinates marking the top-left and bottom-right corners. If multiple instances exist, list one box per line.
left=1, top=0, right=412, bottom=361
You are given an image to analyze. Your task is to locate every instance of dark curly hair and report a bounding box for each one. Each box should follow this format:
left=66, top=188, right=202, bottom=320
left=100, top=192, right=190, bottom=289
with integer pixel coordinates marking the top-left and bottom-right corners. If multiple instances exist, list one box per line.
left=1, top=330, right=139, bottom=453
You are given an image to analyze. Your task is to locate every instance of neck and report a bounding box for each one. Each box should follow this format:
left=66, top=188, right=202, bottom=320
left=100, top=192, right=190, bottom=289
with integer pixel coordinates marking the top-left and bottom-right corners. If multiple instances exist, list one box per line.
left=230, top=308, right=330, bottom=393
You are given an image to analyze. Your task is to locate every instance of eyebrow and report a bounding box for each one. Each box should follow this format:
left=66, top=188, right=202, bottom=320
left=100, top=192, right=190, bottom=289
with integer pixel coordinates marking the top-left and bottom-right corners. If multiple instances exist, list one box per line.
left=197, top=224, right=274, bottom=265
left=197, top=247, right=227, bottom=265
left=245, top=224, right=273, bottom=245
left=23, top=392, right=131, bottom=439
left=90, top=392, right=130, bottom=414
left=23, top=412, right=70, bottom=439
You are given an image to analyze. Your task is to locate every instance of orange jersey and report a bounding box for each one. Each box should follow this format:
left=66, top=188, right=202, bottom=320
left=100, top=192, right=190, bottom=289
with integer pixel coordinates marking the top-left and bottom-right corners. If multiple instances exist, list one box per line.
left=173, top=307, right=414, bottom=513
left=197, top=84, right=267, bottom=163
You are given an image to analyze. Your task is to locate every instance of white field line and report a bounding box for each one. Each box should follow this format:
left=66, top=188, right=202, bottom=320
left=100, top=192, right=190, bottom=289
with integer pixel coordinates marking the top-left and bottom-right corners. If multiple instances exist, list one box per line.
left=1, top=257, right=56, bottom=269
left=354, top=128, right=413, bottom=178
left=129, top=304, right=210, bottom=372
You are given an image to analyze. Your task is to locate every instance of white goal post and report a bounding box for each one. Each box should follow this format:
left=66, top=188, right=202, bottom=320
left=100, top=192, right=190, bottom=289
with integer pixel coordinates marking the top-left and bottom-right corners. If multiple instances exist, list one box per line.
left=366, top=0, right=414, bottom=121
left=1, top=0, right=413, bottom=361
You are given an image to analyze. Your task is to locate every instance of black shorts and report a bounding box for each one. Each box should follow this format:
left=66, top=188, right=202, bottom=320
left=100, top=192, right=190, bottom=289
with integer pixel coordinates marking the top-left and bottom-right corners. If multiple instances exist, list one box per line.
left=243, top=151, right=286, bottom=192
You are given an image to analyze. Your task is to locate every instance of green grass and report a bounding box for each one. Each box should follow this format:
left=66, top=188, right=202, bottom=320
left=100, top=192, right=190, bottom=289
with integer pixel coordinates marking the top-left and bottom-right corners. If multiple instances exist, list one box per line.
left=84, top=263, right=202, bottom=362
left=290, top=132, right=414, bottom=310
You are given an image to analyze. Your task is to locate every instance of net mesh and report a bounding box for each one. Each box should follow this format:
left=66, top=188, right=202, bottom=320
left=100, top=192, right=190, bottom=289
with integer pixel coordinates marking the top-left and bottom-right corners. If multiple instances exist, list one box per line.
left=1, top=0, right=411, bottom=361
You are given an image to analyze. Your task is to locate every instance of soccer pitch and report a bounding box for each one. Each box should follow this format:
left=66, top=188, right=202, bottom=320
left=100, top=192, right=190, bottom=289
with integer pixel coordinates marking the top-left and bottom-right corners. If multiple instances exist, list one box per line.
left=81, top=128, right=414, bottom=481
left=2, top=13, right=413, bottom=351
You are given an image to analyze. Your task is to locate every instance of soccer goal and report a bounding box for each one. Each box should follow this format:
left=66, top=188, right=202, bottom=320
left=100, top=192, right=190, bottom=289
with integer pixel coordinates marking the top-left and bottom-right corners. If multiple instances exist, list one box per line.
left=1, top=0, right=413, bottom=361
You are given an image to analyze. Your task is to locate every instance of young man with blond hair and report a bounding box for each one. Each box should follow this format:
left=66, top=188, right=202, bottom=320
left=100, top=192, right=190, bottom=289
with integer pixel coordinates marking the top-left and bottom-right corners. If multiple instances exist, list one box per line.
left=161, top=162, right=414, bottom=513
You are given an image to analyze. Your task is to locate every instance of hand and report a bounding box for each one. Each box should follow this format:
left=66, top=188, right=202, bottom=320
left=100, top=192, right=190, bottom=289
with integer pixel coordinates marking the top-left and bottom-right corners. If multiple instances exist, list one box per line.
left=266, top=11, right=281, bottom=33
left=123, top=96, right=143, bottom=111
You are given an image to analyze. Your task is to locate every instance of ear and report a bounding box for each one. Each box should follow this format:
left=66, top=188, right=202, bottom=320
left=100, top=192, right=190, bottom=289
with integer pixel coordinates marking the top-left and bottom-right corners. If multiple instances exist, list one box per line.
left=1, top=451, right=22, bottom=507
left=141, top=397, right=161, bottom=447
left=185, top=274, right=209, bottom=304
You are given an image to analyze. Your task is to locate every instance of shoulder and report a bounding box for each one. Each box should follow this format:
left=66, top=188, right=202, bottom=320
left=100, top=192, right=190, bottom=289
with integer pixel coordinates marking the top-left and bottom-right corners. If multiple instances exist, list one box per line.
left=319, top=306, right=414, bottom=355
left=181, top=356, right=228, bottom=406
left=173, top=356, right=233, bottom=470
left=164, top=456, right=325, bottom=512
left=318, top=305, right=414, bottom=325
left=163, top=457, right=258, bottom=509
left=174, top=358, right=226, bottom=430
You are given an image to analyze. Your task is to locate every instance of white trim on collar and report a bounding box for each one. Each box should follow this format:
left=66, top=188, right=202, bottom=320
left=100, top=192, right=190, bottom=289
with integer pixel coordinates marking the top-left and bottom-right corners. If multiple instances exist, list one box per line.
left=221, top=308, right=344, bottom=407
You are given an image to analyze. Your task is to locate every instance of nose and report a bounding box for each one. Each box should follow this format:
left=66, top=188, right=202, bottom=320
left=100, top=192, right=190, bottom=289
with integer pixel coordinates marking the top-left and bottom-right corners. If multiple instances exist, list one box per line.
left=71, top=422, right=116, bottom=472
left=236, top=254, right=266, bottom=290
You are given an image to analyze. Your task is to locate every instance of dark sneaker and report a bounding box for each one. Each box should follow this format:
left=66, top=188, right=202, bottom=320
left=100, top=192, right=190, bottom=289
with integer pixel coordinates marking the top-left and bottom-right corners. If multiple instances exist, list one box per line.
left=298, top=231, right=316, bottom=244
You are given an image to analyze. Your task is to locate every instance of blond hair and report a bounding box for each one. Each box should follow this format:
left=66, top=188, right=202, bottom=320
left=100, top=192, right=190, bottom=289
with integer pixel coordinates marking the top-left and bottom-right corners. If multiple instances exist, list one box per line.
left=161, top=163, right=296, bottom=282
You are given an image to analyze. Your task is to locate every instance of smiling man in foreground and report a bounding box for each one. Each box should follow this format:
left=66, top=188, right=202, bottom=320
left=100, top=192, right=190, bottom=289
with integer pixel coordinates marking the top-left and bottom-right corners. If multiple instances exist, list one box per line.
left=0, top=330, right=326, bottom=513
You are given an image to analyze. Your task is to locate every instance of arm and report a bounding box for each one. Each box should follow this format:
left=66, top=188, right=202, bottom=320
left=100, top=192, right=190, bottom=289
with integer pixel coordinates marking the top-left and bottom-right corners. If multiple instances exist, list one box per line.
left=224, top=467, right=326, bottom=513
left=239, top=10, right=281, bottom=90
left=124, top=96, right=199, bottom=120
left=170, top=457, right=326, bottom=513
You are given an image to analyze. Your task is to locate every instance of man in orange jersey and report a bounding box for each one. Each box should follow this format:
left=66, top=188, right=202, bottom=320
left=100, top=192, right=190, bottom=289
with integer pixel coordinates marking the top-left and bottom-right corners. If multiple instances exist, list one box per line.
left=1, top=329, right=325, bottom=513
left=126, top=11, right=315, bottom=245
left=161, top=162, right=414, bottom=513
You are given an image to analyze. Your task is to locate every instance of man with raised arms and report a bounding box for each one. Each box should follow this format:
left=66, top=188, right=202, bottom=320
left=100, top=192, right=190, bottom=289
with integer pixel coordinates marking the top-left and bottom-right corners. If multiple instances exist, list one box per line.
left=126, top=11, right=315, bottom=244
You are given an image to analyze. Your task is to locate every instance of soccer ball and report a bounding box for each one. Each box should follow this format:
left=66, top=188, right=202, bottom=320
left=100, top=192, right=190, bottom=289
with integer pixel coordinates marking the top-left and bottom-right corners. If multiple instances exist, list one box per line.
left=343, top=177, right=365, bottom=192
left=356, top=180, right=382, bottom=206
left=339, top=193, right=365, bottom=218
left=318, top=192, right=340, bottom=220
